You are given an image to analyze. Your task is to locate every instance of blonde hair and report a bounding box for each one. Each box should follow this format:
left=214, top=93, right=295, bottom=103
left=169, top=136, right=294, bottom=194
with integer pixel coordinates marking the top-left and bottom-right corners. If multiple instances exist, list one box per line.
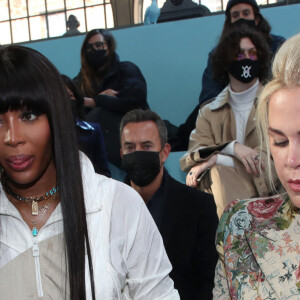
left=257, top=33, right=300, bottom=192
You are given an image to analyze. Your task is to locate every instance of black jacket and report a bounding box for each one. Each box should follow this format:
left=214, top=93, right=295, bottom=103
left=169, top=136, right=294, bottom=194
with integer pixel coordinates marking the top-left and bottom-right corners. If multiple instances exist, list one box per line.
left=126, top=169, right=219, bottom=299
left=74, top=54, right=149, bottom=167
left=76, top=119, right=111, bottom=177
left=74, top=54, right=149, bottom=113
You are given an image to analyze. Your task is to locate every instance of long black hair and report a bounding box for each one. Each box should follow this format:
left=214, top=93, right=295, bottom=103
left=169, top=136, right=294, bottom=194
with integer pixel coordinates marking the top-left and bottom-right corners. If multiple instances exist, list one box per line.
left=0, top=45, right=95, bottom=300
left=61, top=74, right=85, bottom=120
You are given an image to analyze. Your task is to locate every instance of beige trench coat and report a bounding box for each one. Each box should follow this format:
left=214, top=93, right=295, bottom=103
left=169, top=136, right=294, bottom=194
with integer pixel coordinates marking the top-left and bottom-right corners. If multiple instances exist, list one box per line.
left=180, top=85, right=275, bottom=217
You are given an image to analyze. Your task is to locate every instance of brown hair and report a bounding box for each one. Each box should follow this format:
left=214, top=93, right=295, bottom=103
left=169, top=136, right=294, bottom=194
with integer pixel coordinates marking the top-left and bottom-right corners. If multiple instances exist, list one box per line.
left=80, top=29, right=116, bottom=97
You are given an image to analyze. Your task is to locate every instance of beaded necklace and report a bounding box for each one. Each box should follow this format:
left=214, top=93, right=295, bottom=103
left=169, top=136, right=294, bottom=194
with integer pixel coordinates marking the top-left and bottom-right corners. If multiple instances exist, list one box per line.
left=1, top=172, right=58, bottom=215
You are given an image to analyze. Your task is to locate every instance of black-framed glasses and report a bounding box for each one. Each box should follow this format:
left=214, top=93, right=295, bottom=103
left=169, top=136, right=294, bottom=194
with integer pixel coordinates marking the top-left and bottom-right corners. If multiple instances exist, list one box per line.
left=86, top=41, right=107, bottom=52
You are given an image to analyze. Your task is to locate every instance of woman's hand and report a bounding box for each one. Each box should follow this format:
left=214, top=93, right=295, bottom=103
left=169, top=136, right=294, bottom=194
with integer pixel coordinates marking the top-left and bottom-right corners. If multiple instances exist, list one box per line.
left=84, top=97, right=96, bottom=107
left=186, top=155, right=217, bottom=187
left=100, top=89, right=119, bottom=97
left=234, top=143, right=262, bottom=175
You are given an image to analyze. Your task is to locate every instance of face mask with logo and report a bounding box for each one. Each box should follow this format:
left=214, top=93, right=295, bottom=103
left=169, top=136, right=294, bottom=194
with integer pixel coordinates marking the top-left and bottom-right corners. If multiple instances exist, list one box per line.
left=121, top=151, right=161, bottom=187
left=228, top=59, right=258, bottom=83
left=86, top=49, right=108, bottom=68
left=233, top=18, right=256, bottom=28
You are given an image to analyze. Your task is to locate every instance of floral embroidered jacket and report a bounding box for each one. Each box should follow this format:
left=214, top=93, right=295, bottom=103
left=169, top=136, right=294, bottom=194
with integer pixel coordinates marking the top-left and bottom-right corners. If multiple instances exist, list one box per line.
left=213, top=194, right=300, bottom=299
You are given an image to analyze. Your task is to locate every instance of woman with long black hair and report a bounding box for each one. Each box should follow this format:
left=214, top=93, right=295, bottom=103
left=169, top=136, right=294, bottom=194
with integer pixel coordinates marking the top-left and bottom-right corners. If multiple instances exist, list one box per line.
left=0, top=45, right=179, bottom=299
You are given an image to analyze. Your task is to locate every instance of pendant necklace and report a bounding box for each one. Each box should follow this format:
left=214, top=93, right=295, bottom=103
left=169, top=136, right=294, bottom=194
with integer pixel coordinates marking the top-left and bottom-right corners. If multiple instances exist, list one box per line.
left=1, top=172, right=58, bottom=215
left=30, top=192, right=57, bottom=236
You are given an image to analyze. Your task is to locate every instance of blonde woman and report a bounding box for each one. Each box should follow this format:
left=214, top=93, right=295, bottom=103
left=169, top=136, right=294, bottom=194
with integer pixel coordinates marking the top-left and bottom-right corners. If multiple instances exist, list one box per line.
left=213, top=33, right=300, bottom=299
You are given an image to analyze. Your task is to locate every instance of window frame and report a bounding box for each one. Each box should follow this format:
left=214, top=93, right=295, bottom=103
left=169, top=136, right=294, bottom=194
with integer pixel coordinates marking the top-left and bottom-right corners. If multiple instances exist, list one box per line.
left=0, top=0, right=112, bottom=44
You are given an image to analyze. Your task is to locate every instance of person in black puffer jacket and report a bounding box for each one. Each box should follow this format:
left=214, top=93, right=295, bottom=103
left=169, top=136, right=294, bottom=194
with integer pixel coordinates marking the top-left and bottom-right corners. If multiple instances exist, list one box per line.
left=74, top=29, right=149, bottom=167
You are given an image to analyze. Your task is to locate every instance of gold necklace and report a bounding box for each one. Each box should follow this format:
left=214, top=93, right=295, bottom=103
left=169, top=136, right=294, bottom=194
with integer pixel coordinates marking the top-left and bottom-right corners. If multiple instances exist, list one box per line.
left=1, top=172, right=58, bottom=215
left=29, top=193, right=57, bottom=237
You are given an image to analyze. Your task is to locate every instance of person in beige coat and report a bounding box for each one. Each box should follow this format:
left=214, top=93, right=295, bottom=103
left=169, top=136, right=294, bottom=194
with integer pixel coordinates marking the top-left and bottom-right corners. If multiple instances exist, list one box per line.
left=180, top=26, right=275, bottom=218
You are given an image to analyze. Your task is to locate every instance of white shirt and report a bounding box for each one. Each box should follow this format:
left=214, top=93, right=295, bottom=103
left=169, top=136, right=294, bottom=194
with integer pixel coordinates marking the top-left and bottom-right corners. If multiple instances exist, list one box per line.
left=0, top=153, right=179, bottom=299
left=217, top=79, right=259, bottom=167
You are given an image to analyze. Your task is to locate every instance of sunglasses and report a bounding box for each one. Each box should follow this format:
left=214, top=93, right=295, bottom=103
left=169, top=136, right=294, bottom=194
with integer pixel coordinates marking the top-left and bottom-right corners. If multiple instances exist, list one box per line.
left=236, top=48, right=258, bottom=61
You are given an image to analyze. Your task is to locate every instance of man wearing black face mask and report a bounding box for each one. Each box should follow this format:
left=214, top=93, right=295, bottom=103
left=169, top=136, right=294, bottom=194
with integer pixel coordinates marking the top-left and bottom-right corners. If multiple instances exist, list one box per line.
left=181, top=26, right=277, bottom=218
left=201, top=0, right=285, bottom=104
left=120, top=109, right=219, bottom=300
left=173, top=0, right=285, bottom=151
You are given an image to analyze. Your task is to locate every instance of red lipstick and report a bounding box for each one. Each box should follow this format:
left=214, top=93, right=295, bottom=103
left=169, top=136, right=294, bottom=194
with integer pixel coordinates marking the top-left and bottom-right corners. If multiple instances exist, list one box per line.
left=6, top=155, right=34, bottom=171
left=288, top=179, right=300, bottom=192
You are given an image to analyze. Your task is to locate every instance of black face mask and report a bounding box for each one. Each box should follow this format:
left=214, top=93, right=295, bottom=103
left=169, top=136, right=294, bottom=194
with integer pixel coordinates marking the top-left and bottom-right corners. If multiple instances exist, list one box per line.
left=233, top=18, right=256, bottom=28
left=121, top=151, right=161, bottom=187
left=86, top=49, right=108, bottom=68
left=228, top=59, right=258, bottom=83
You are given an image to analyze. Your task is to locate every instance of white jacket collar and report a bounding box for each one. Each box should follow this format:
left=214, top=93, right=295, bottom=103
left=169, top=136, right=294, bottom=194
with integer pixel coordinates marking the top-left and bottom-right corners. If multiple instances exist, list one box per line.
left=0, top=152, right=104, bottom=219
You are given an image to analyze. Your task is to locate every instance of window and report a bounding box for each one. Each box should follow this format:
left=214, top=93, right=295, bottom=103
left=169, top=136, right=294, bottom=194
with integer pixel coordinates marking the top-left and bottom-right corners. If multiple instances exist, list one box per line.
left=0, top=0, right=113, bottom=45
left=142, top=0, right=285, bottom=20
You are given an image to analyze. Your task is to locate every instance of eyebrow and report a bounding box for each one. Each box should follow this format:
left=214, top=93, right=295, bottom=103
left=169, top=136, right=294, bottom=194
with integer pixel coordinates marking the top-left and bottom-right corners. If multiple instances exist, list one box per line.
left=268, top=127, right=285, bottom=136
left=141, top=141, right=154, bottom=145
left=123, top=141, right=154, bottom=145
left=268, top=127, right=300, bottom=137
left=231, top=8, right=250, bottom=14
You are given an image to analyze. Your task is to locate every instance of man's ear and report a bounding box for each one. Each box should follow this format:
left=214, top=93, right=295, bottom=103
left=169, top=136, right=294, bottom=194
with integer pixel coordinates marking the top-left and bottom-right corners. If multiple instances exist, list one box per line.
left=161, top=143, right=171, bottom=163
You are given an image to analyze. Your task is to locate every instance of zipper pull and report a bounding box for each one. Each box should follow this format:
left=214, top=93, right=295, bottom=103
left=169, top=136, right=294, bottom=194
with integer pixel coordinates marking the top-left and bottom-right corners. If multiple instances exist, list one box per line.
left=32, top=238, right=40, bottom=257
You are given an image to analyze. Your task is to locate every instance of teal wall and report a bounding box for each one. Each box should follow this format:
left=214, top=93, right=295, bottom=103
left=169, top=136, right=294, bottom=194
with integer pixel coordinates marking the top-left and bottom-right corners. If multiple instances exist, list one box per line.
left=22, top=4, right=300, bottom=183
left=23, top=4, right=300, bottom=127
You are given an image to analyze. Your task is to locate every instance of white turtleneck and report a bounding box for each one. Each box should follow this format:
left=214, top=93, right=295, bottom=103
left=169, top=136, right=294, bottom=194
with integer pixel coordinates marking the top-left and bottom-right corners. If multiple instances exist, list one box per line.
left=216, top=79, right=259, bottom=167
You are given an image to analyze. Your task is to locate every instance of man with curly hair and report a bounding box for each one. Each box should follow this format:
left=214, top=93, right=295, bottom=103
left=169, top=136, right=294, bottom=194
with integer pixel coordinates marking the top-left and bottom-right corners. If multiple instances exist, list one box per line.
left=174, top=0, right=285, bottom=151
left=181, top=26, right=277, bottom=218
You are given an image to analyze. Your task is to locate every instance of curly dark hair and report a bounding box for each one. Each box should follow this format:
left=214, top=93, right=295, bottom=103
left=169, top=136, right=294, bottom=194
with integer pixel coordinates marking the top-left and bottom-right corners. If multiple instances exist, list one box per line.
left=211, top=25, right=271, bottom=85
